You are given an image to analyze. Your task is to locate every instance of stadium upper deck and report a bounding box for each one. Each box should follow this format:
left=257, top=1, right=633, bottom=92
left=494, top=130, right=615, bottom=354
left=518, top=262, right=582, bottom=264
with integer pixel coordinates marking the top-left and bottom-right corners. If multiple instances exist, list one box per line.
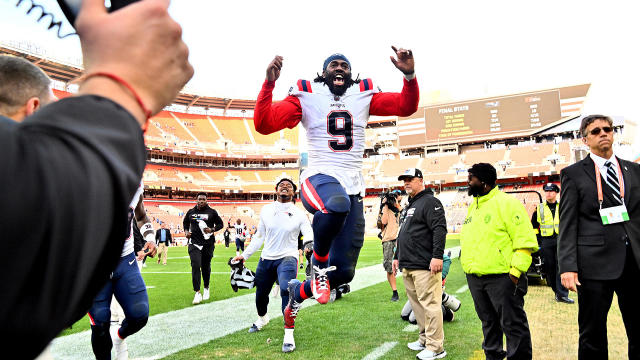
left=4, top=42, right=633, bottom=199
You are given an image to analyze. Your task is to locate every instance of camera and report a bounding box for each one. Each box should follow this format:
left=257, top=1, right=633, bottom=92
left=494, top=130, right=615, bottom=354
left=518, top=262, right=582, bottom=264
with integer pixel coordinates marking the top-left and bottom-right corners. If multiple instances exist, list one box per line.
left=442, top=293, right=461, bottom=312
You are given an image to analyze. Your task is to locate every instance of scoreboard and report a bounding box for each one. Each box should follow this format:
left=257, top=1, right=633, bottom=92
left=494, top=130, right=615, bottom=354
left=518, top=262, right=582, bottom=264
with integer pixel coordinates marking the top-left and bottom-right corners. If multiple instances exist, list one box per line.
left=424, top=90, right=562, bottom=145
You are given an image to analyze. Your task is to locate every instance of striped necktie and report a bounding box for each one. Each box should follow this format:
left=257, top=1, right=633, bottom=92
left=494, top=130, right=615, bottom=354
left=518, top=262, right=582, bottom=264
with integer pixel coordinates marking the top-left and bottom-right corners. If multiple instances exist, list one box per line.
left=604, top=161, right=623, bottom=204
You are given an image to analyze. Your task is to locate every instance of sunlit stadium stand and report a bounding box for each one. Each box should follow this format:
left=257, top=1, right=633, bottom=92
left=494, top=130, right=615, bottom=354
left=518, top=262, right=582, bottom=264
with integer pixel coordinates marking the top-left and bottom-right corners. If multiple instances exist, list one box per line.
left=7, top=41, right=632, bottom=247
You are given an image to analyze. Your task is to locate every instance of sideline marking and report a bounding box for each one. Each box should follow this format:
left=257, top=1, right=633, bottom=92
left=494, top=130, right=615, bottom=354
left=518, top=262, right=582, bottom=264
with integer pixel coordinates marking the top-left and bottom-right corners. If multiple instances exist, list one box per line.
left=456, top=284, right=469, bottom=294
left=362, top=341, right=398, bottom=360
left=52, top=264, right=390, bottom=359
left=403, top=324, right=419, bottom=332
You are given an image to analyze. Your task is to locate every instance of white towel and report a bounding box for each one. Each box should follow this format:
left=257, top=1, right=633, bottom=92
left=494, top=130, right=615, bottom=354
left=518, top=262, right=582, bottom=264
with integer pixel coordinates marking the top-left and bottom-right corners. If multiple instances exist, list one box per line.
left=198, top=220, right=212, bottom=240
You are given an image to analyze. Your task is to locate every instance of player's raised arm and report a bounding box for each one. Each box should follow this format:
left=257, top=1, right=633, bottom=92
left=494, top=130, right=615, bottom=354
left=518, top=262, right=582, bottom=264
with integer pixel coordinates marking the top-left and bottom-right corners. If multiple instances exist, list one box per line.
left=390, top=45, right=415, bottom=76
left=254, top=56, right=302, bottom=135
left=369, top=46, right=420, bottom=117
left=266, top=56, right=284, bottom=82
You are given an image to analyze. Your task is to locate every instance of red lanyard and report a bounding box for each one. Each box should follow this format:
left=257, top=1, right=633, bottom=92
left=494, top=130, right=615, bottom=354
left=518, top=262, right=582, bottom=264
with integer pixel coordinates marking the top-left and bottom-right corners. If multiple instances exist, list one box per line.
left=594, top=160, right=624, bottom=207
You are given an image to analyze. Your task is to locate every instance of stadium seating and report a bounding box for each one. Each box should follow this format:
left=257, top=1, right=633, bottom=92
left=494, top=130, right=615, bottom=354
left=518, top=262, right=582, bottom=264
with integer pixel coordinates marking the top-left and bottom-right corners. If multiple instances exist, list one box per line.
left=463, top=147, right=507, bottom=166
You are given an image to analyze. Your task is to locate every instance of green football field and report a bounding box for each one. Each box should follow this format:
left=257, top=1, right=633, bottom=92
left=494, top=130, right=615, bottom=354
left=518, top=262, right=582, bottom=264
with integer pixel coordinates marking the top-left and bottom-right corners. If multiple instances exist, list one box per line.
left=57, top=236, right=627, bottom=359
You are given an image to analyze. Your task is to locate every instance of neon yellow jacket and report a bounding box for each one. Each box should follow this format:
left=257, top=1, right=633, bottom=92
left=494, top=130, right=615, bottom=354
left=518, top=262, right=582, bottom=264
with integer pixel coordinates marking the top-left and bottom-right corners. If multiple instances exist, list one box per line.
left=460, top=187, right=539, bottom=277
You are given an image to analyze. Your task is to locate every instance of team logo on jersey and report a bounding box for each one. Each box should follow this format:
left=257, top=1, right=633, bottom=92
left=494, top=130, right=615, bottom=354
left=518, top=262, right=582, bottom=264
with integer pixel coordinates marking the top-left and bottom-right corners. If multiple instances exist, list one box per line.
left=193, top=214, right=209, bottom=220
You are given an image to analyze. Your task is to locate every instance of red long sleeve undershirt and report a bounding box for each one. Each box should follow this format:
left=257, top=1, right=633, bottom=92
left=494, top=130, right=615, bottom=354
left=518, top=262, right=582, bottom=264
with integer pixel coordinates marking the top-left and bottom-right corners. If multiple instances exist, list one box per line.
left=253, top=77, right=420, bottom=135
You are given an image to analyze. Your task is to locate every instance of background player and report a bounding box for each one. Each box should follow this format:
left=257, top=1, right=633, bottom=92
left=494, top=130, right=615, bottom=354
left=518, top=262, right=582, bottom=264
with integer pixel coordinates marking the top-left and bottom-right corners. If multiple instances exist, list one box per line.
left=233, top=218, right=246, bottom=256
left=88, top=185, right=157, bottom=360
left=253, top=46, right=419, bottom=328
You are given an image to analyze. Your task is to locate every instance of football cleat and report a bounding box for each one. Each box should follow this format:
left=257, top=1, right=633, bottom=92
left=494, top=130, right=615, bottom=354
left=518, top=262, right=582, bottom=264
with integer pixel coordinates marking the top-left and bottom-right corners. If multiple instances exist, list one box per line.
left=284, top=280, right=302, bottom=328
left=110, top=326, right=129, bottom=360
left=282, top=329, right=296, bottom=353
left=248, top=315, right=269, bottom=333
left=311, top=265, right=336, bottom=304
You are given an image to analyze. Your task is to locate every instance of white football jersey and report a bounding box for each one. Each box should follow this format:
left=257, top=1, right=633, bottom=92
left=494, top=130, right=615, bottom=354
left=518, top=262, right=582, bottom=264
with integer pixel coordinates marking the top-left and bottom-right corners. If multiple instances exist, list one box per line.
left=290, top=79, right=377, bottom=195
left=122, top=181, right=144, bottom=257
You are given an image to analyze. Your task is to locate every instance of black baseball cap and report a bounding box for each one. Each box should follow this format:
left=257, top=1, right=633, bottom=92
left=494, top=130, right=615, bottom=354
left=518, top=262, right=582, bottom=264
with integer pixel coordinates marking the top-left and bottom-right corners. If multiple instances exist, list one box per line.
left=398, top=168, right=423, bottom=181
left=542, top=183, right=560, bottom=192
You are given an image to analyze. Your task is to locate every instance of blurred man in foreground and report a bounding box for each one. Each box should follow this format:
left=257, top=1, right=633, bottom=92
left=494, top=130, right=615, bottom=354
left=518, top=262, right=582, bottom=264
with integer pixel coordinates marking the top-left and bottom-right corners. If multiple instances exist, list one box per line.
left=0, top=0, right=193, bottom=356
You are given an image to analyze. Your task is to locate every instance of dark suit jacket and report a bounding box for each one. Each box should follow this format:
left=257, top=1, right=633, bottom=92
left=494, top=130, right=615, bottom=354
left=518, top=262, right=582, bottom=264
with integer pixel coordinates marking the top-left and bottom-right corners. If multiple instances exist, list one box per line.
left=558, top=154, right=640, bottom=280
left=155, top=228, right=173, bottom=244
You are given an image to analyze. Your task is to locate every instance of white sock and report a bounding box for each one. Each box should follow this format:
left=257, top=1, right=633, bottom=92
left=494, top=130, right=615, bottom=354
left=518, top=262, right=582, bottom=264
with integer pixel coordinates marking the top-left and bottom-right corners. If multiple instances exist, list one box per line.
left=259, top=315, right=269, bottom=324
left=283, top=328, right=295, bottom=345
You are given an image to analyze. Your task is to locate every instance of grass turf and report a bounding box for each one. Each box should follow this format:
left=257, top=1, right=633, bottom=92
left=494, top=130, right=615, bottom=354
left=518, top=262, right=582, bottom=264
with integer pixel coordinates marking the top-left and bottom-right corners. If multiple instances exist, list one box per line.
left=59, top=235, right=628, bottom=360
left=61, top=238, right=388, bottom=336
left=160, top=247, right=484, bottom=359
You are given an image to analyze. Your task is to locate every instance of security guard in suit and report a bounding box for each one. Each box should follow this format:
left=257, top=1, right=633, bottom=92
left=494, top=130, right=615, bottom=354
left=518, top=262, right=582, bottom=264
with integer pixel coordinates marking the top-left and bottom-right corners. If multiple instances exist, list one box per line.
left=531, top=183, right=574, bottom=303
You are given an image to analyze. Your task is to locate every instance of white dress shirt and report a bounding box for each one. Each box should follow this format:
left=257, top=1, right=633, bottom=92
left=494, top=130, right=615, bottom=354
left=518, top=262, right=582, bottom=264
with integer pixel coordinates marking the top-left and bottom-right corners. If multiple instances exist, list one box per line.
left=590, top=152, right=620, bottom=184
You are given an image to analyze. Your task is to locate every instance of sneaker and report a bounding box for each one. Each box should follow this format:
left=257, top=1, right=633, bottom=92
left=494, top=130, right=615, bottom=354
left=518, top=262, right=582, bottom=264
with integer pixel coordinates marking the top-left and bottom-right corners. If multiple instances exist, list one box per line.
left=192, top=291, right=202, bottom=305
left=248, top=315, right=270, bottom=333
left=391, top=293, right=399, bottom=302
left=283, top=280, right=302, bottom=328
left=203, top=288, right=210, bottom=301
left=282, top=328, right=296, bottom=353
left=408, top=340, right=426, bottom=351
left=416, top=349, right=447, bottom=360
left=110, top=326, right=128, bottom=360
left=311, top=265, right=336, bottom=304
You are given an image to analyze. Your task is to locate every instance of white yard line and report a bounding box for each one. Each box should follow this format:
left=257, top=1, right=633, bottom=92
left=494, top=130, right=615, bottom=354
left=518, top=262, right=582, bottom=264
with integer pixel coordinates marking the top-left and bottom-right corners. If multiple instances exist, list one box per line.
left=53, top=244, right=460, bottom=360
left=402, top=324, right=419, bottom=332
left=51, top=264, right=390, bottom=360
left=455, top=284, right=469, bottom=294
left=362, top=342, right=398, bottom=360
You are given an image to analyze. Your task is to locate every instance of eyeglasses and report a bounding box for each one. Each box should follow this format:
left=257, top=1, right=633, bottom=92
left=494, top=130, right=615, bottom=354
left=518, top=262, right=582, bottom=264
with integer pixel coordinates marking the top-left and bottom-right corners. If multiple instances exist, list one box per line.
left=589, top=126, right=613, bottom=136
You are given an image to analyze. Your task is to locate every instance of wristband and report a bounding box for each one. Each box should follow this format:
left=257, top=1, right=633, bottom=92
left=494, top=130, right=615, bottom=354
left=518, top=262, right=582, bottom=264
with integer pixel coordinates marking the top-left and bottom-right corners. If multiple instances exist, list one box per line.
left=83, top=72, right=152, bottom=130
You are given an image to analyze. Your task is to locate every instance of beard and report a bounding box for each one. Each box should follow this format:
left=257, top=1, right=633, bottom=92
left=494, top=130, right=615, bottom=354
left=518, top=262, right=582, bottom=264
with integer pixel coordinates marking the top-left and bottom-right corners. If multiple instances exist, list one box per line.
left=467, top=184, right=484, bottom=197
left=324, top=71, right=354, bottom=96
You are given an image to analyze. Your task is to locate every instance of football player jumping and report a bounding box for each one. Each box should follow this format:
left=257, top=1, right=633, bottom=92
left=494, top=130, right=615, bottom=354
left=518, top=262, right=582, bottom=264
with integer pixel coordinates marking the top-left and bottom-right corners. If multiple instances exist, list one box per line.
left=253, top=46, right=419, bottom=339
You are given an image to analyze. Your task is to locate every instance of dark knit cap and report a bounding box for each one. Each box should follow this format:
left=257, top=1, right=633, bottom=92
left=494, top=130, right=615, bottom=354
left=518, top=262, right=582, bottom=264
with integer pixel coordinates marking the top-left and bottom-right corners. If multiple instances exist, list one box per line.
left=323, top=53, right=351, bottom=72
left=468, top=163, right=497, bottom=186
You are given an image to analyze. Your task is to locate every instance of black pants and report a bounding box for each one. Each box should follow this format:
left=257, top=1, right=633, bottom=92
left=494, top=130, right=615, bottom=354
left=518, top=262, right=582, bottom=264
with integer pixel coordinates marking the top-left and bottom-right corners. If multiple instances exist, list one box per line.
left=540, top=240, right=569, bottom=298
left=467, top=273, right=532, bottom=360
left=188, top=243, right=214, bottom=292
left=577, top=246, right=640, bottom=360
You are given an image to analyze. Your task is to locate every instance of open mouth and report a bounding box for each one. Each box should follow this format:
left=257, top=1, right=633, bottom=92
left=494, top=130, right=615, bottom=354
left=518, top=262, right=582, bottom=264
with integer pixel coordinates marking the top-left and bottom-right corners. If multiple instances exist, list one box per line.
left=333, top=74, right=344, bottom=86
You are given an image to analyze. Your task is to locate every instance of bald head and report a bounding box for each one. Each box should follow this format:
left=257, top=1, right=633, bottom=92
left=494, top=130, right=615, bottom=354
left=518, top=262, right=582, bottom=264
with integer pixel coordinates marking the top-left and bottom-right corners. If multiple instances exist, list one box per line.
left=0, top=55, right=55, bottom=121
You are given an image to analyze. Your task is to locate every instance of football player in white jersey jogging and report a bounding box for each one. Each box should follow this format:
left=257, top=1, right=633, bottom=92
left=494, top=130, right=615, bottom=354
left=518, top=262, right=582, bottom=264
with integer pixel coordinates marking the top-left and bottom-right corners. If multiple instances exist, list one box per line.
left=253, top=46, right=419, bottom=339
left=232, top=177, right=313, bottom=353
left=88, top=184, right=157, bottom=360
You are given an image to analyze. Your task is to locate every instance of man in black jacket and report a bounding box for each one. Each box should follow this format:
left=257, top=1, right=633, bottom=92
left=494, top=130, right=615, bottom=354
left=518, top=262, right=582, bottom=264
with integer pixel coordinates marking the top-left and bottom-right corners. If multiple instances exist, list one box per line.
left=558, top=115, right=640, bottom=359
left=183, top=193, right=224, bottom=304
left=0, top=0, right=192, bottom=356
left=392, top=168, right=447, bottom=360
